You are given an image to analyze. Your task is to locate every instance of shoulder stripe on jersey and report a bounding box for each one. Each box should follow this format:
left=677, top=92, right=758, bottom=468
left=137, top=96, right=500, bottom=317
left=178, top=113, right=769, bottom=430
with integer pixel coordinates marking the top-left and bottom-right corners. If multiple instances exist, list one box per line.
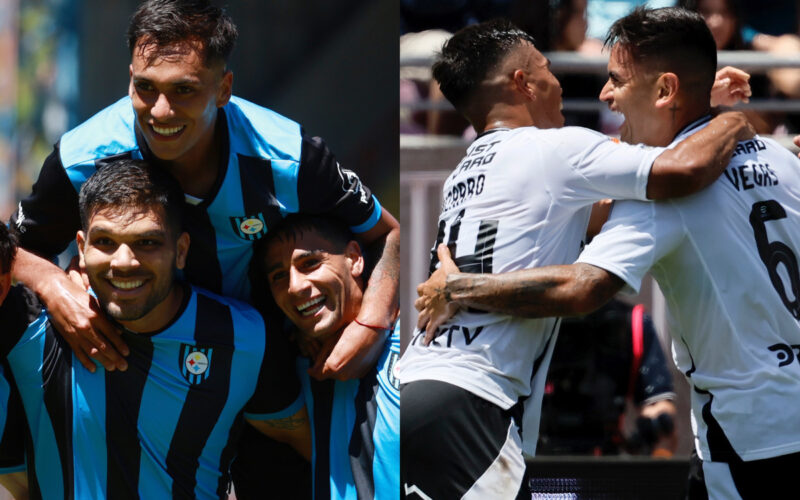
left=166, top=293, right=235, bottom=499
left=59, top=97, right=138, bottom=168
left=310, top=379, right=335, bottom=500
left=351, top=195, right=382, bottom=234
left=350, top=366, right=380, bottom=498
left=105, top=334, right=154, bottom=500
left=41, top=327, right=75, bottom=500
left=182, top=204, right=224, bottom=294
left=695, top=388, right=741, bottom=463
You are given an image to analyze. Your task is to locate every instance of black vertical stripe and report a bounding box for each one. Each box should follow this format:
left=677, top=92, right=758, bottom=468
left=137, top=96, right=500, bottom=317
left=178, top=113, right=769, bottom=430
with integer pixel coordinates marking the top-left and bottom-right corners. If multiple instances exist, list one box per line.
left=0, top=361, right=25, bottom=469
left=166, top=293, right=235, bottom=499
left=349, top=368, right=380, bottom=498
left=105, top=333, right=154, bottom=499
left=41, top=325, right=74, bottom=500
left=310, top=379, right=336, bottom=500
left=183, top=205, right=224, bottom=294
left=696, top=387, right=740, bottom=462
left=24, top=407, right=42, bottom=500
left=215, top=410, right=245, bottom=498
left=237, top=154, right=284, bottom=229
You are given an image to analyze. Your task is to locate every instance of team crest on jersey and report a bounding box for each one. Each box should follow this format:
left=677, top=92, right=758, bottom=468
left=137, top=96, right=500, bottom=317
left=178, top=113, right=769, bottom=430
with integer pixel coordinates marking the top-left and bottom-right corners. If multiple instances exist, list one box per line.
left=230, top=213, right=267, bottom=241
left=387, top=352, right=400, bottom=390
left=180, top=344, right=213, bottom=384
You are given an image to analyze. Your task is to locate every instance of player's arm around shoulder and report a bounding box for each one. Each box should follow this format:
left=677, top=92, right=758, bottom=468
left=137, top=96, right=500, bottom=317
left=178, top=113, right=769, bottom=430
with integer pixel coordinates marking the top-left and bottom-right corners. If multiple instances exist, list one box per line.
left=246, top=405, right=312, bottom=461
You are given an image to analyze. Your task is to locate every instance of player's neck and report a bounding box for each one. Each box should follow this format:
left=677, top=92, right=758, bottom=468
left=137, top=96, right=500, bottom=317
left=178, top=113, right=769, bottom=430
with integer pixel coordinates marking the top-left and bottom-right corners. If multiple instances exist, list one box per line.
left=160, top=126, right=222, bottom=200
left=474, top=104, right=537, bottom=134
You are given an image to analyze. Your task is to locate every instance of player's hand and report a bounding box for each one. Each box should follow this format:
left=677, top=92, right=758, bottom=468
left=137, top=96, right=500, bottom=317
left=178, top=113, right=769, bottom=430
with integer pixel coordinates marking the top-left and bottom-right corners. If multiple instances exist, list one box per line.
left=309, top=320, right=386, bottom=381
left=711, top=66, right=751, bottom=107
left=416, top=244, right=461, bottom=345
left=39, top=273, right=129, bottom=373
left=66, top=255, right=90, bottom=290
left=714, top=111, right=755, bottom=142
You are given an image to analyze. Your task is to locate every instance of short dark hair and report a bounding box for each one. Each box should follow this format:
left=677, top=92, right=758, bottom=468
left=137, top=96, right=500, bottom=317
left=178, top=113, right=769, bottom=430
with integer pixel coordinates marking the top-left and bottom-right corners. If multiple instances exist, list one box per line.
left=259, top=214, right=355, bottom=260
left=127, top=0, right=238, bottom=67
left=433, top=19, right=536, bottom=112
left=0, top=223, right=17, bottom=275
left=605, top=7, right=717, bottom=103
left=78, top=159, right=184, bottom=235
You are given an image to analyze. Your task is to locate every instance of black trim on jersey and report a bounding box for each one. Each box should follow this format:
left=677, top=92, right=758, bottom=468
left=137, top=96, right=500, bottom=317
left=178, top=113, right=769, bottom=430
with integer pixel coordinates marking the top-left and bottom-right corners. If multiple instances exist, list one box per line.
left=521, top=320, right=559, bottom=439
left=0, top=286, right=43, bottom=357
left=95, top=151, right=134, bottom=170
left=310, top=378, right=336, bottom=500
left=350, top=365, right=380, bottom=498
left=10, top=147, right=82, bottom=259
left=476, top=127, right=511, bottom=139
left=215, top=409, right=245, bottom=498
left=166, top=293, right=235, bottom=499
left=237, top=154, right=284, bottom=236
left=105, top=333, right=155, bottom=500
left=695, top=387, right=741, bottom=462
left=41, top=325, right=75, bottom=500
left=24, top=388, right=42, bottom=500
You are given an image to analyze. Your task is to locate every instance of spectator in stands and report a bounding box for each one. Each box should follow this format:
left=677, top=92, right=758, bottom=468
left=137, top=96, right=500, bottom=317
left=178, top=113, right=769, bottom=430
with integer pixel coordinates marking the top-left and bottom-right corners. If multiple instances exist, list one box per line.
left=538, top=299, right=678, bottom=457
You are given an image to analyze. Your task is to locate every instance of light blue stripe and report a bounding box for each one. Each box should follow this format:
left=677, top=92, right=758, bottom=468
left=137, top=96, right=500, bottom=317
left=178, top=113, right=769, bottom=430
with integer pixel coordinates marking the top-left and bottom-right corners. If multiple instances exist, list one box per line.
left=244, top=392, right=304, bottom=420
left=206, top=153, right=251, bottom=301
left=73, top=358, right=108, bottom=499
left=0, top=464, right=26, bottom=474
left=350, top=195, right=382, bottom=234
left=137, top=293, right=198, bottom=499
left=330, top=379, right=359, bottom=500
left=297, top=358, right=317, bottom=500
left=372, top=333, right=400, bottom=500
left=272, top=158, right=300, bottom=216
left=7, top=313, right=64, bottom=500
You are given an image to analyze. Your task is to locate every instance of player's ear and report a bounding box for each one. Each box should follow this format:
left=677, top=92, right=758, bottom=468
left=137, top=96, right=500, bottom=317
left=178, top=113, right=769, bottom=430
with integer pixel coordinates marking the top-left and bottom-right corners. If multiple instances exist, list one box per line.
left=216, top=70, right=233, bottom=108
left=175, top=232, right=190, bottom=270
left=512, top=69, right=534, bottom=100
left=76, top=230, right=87, bottom=270
left=345, top=240, right=364, bottom=279
left=655, top=72, right=679, bottom=108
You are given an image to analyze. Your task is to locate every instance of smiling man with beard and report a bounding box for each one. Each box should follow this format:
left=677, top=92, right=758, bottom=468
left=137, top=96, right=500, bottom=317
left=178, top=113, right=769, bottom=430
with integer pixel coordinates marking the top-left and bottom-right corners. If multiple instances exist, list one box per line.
left=0, top=159, right=310, bottom=499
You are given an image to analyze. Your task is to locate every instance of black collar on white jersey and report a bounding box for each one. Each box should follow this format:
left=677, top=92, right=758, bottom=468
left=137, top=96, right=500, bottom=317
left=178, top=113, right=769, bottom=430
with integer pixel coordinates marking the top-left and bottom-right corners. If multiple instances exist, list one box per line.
left=476, top=127, right=511, bottom=139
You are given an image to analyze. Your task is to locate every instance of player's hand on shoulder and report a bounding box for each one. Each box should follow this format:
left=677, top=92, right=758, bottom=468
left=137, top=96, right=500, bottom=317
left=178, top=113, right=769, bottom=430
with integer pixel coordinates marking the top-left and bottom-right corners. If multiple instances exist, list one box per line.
left=711, top=66, right=751, bottom=107
left=40, top=272, right=128, bottom=373
left=416, top=244, right=461, bottom=345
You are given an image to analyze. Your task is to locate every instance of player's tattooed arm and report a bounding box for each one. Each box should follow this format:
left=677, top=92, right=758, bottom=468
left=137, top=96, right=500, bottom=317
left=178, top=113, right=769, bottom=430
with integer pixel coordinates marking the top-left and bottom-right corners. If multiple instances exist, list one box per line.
left=246, top=406, right=312, bottom=461
left=647, top=111, right=755, bottom=199
left=314, top=209, right=400, bottom=381
left=416, top=244, right=624, bottom=343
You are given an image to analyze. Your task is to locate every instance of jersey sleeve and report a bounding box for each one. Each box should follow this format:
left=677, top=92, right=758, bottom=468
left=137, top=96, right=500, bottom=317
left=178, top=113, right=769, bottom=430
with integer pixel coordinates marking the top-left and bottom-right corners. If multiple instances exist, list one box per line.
left=553, top=127, right=664, bottom=202
left=244, top=328, right=303, bottom=420
left=634, top=315, right=675, bottom=406
left=576, top=200, right=683, bottom=293
left=296, top=134, right=381, bottom=234
left=9, top=145, right=82, bottom=259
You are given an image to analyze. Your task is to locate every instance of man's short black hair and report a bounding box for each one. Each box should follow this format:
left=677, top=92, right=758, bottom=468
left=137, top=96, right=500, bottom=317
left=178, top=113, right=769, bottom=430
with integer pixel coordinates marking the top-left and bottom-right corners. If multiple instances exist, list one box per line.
left=433, top=19, right=536, bottom=112
left=605, top=7, right=717, bottom=103
left=78, top=159, right=185, bottom=235
left=127, top=0, right=238, bottom=67
left=0, top=223, right=17, bottom=275
left=259, top=214, right=355, bottom=260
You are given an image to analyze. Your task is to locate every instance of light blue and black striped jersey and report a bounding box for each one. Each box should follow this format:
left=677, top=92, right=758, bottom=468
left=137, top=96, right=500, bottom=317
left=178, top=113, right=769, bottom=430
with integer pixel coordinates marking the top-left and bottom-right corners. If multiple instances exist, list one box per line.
left=0, top=364, right=25, bottom=474
left=0, top=284, right=302, bottom=500
left=10, top=96, right=382, bottom=301
left=299, top=323, right=400, bottom=500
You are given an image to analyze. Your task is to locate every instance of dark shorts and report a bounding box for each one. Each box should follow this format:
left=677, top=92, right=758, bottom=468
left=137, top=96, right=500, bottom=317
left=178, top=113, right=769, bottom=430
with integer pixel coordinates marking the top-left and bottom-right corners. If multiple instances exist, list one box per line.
left=687, top=449, right=800, bottom=500
left=401, top=379, right=528, bottom=499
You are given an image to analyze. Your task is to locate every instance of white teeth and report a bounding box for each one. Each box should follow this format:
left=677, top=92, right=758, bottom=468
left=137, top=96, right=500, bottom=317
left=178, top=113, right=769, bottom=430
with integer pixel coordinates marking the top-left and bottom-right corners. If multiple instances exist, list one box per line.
left=110, top=279, right=144, bottom=290
left=151, top=124, right=184, bottom=136
left=297, top=296, right=325, bottom=316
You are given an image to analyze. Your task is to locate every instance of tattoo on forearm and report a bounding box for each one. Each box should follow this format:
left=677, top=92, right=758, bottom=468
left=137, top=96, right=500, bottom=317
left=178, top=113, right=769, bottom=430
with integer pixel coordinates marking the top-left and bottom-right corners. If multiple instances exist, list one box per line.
left=263, top=415, right=306, bottom=430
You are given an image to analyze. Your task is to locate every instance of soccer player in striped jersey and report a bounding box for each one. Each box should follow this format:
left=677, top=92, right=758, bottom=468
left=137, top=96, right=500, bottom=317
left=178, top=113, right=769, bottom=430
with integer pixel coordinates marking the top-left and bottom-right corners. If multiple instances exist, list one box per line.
left=0, top=160, right=310, bottom=499
left=416, top=8, right=800, bottom=499
left=398, top=18, right=754, bottom=499
left=254, top=215, right=399, bottom=500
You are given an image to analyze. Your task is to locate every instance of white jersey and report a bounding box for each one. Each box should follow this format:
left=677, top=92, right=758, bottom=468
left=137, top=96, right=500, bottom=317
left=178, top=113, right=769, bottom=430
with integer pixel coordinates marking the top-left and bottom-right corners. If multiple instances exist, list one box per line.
left=578, top=117, right=800, bottom=462
left=398, top=125, right=661, bottom=453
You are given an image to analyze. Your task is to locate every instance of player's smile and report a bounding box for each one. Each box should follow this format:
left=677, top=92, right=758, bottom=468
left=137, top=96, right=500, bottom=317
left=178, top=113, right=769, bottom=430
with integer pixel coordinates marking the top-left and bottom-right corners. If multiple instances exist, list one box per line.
left=149, top=123, right=186, bottom=139
left=78, top=205, right=189, bottom=332
left=297, top=295, right=326, bottom=317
